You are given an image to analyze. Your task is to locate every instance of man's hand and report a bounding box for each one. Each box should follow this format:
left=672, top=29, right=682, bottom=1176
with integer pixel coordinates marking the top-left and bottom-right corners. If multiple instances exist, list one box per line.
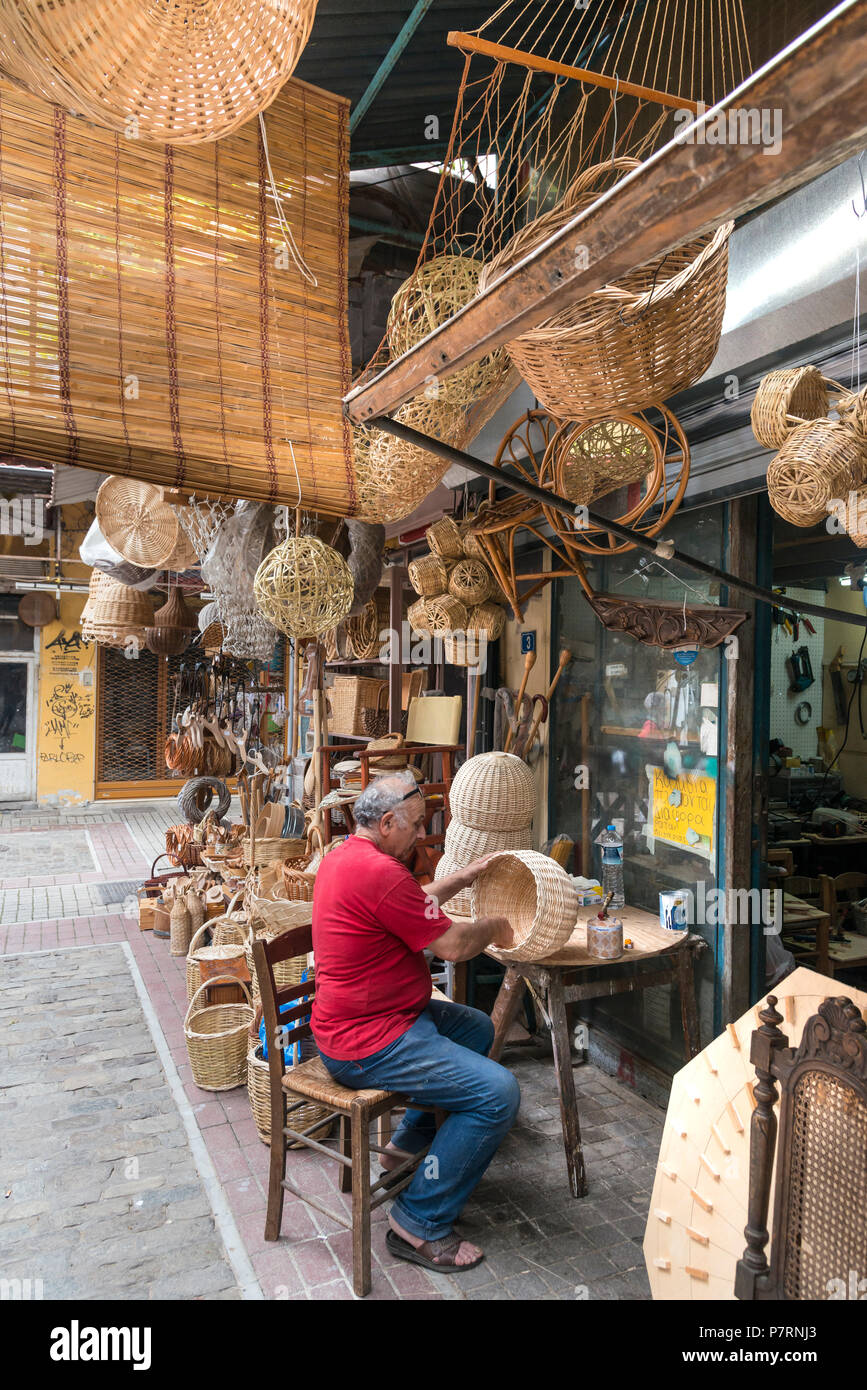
left=455, top=853, right=499, bottom=890
left=487, top=915, right=514, bottom=949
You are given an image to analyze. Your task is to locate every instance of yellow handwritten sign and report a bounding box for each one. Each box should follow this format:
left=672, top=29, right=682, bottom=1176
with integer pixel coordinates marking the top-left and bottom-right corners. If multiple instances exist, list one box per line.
left=37, top=594, right=95, bottom=806
left=649, top=766, right=716, bottom=856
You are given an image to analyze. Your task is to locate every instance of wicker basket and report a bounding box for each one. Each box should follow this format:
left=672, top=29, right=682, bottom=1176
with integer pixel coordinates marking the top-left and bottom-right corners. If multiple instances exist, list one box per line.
left=246, top=889, right=314, bottom=937
left=433, top=853, right=474, bottom=916
left=169, top=896, right=192, bottom=957
left=185, top=921, right=249, bottom=1002
left=361, top=684, right=390, bottom=739
left=247, top=1040, right=332, bottom=1148
left=328, top=675, right=388, bottom=737
left=81, top=572, right=155, bottom=649
left=184, top=977, right=254, bottom=1092
left=466, top=601, right=506, bottom=640
left=554, top=415, right=659, bottom=507
left=444, top=820, right=533, bottom=863
left=449, top=752, right=536, bottom=831
left=426, top=516, right=464, bottom=560
left=280, top=864, right=318, bottom=902
left=407, top=598, right=432, bottom=637
left=243, top=837, right=308, bottom=869
left=479, top=158, right=732, bottom=419
left=448, top=558, right=493, bottom=607
left=245, top=920, right=311, bottom=1005
left=846, top=487, right=867, bottom=548
left=424, top=594, right=468, bottom=635
left=750, top=365, right=830, bottom=449
left=408, top=552, right=450, bottom=598
left=471, top=850, right=578, bottom=961
left=209, top=891, right=248, bottom=946
left=96, top=477, right=179, bottom=567
left=346, top=590, right=390, bottom=661
left=767, top=419, right=867, bottom=526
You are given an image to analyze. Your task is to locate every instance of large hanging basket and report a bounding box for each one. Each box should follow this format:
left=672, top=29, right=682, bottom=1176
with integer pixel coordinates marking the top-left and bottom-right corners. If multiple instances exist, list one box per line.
left=767, top=419, right=867, bottom=526
left=254, top=537, right=354, bottom=639
left=0, top=0, right=319, bottom=146
left=96, top=477, right=179, bottom=568
left=358, top=396, right=468, bottom=524
left=426, top=516, right=465, bottom=560
left=449, top=752, right=535, bottom=831
left=470, top=850, right=578, bottom=962
left=387, top=254, right=511, bottom=407
left=479, top=158, right=732, bottom=419
left=184, top=977, right=254, bottom=1092
left=750, top=366, right=831, bottom=449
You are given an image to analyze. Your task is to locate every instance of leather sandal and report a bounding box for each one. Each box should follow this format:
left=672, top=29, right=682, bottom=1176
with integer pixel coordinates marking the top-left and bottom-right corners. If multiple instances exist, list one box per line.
left=386, top=1228, right=484, bottom=1271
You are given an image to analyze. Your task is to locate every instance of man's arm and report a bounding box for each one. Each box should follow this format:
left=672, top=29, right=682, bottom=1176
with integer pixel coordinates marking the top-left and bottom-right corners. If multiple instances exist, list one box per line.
left=428, top=914, right=513, bottom=963
left=422, top=853, right=498, bottom=908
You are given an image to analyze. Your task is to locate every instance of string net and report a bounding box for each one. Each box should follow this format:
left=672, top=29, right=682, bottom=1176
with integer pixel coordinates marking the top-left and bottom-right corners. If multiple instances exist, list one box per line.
left=354, top=0, right=753, bottom=520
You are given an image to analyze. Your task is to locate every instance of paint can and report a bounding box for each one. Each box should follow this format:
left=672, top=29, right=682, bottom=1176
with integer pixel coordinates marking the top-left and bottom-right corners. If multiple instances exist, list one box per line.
left=659, top=889, right=692, bottom=931
left=586, top=915, right=623, bottom=960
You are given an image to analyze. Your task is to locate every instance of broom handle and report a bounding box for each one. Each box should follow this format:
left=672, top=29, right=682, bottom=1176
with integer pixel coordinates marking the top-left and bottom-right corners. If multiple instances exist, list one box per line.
left=525, top=649, right=571, bottom=756
left=504, top=648, right=536, bottom=753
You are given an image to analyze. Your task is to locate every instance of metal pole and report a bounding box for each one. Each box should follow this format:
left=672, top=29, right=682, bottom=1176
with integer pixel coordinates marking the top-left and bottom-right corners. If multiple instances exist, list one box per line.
left=371, top=416, right=867, bottom=631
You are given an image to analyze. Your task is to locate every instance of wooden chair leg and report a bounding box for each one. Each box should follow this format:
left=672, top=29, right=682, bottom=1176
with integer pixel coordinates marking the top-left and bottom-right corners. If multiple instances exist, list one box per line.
left=350, top=1106, right=372, bottom=1298
left=264, top=1095, right=287, bottom=1241
left=376, top=1112, right=392, bottom=1149
left=546, top=972, right=587, bottom=1198
left=339, top=1113, right=352, bottom=1194
left=677, top=942, right=701, bottom=1060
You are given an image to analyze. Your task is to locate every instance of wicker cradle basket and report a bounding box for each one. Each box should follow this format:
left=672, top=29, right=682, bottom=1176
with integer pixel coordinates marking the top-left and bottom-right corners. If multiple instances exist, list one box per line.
left=470, top=851, right=578, bottom=962
left=750, top=365, right=831, bottom=449
left=184, top=977, right=254, bottom=1091
left=408, top=552, right=450, bottom=598
left=767, top=419, right=867, bottom=526
left=479, top=158, right=732, bottom=420
left=449, top=752, right=536, bottom=831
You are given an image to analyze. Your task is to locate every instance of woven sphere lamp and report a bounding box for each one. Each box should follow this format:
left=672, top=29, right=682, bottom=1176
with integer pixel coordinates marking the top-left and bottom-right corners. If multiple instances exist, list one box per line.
left=449, top=751, right=535, bottom=831
left=0, top=0, right=318, bottom=146
left=253, top=536, right=354, bottom=639
left=96, top=477, right=179, bottom=568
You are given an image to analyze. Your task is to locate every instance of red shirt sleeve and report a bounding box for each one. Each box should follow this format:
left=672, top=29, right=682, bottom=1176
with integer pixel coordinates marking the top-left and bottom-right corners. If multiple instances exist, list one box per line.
left=373, top=866, right=451, bottom=953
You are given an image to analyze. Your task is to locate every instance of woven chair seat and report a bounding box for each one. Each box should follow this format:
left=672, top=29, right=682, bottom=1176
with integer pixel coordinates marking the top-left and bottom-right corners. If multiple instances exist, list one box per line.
left=281, top=1055, right=393, bottom=1111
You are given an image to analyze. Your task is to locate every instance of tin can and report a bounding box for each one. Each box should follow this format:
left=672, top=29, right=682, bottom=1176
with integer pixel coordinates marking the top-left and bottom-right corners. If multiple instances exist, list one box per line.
left=587, top=915, right=623, bottom=960
left=659, top=889, right=691, bottom=931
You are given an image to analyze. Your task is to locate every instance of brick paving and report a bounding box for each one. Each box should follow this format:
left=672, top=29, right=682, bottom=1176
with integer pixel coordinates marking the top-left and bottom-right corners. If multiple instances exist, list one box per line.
left=0, top=805, right=663, bottom=1300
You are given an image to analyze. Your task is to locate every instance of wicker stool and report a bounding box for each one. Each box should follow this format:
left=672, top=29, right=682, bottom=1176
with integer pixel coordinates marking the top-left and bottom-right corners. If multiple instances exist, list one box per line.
left=251, top=926, right=445, bottom=1298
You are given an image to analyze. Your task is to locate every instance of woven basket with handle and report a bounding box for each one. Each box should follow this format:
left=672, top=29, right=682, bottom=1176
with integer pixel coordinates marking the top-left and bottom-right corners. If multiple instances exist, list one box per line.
left=471, top=850, right=578, bottom=962
left=184, top=977, right=254, bottom=1091
left=750, top=365, right=831, bottom=449
left=185, top=921, right=248, bottom=1003
left=480, top=158, right=732, bottom=420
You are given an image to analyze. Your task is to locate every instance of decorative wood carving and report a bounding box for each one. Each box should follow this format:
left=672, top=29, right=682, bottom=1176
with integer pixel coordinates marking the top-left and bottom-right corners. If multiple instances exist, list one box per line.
left=792, top=996, right=867, bottom=1080
left=585, top=593, right=749, bottom=649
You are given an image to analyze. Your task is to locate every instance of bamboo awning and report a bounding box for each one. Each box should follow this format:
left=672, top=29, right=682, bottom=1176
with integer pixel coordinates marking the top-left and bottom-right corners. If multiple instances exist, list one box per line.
left=344, top=0, right=867, bottom=426
left=0, top=75, right=356, bottom=515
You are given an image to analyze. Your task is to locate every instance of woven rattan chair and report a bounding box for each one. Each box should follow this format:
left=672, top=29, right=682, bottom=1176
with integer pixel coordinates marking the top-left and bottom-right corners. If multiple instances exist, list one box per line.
left=251, top=924, right=444, bottom=1298
left=735, top=994, right=867, bottom=1300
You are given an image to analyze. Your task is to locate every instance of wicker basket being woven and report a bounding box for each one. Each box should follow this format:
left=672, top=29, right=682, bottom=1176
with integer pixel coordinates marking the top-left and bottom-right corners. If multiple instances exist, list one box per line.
left=750, top=365, right=830, bottom=449
left=184, top=977, right=254, bottom=1091
left=449, top=752, right=536, bottom=831
left=479, top=158, right=732, bottom=419
left=471, top=850, right=578, bottom=961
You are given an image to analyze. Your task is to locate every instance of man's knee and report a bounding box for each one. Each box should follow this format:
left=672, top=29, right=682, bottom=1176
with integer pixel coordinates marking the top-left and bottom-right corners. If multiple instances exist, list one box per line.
left=484, top=1067, right=521, bottom=1127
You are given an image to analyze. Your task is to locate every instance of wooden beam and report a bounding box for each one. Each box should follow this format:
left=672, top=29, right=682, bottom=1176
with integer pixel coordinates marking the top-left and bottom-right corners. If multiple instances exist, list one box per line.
left=345, top=0, right=867, bottom=425
left=447, top=31, right=700, bottom=113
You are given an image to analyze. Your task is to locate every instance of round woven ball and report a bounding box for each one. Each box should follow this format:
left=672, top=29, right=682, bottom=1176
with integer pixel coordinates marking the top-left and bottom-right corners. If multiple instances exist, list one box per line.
left=750, top=365, right=829, bottom=449
left=448, top=557, right=493, bottom=607
left=767, top=419, right=867, bottom=527
left=0, top=0, right=318, bottom=146
left=556, top=415, right=657, bottom=507
left=449, top=751, right=535, bottom=832
left=408, top=552, right=450, bottom=598
left=470, top=850, right=578, bottom=962
left=96, top=477, right=179, bottom=568
left=254, top=536, right=354, bottom=639
left=387, top=254, right=511, bottom=407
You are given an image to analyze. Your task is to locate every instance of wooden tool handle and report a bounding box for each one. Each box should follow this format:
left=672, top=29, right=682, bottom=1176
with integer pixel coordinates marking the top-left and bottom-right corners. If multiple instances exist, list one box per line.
left=524, top=649, right=572, bottom=757
left=504, top=647, right=536, bottom=753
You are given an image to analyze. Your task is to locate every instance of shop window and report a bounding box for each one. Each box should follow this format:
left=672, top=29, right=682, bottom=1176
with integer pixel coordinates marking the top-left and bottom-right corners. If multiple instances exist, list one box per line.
left=550, top=505, right=725, bottom=1073
left=0, top=594, right=36, bottom=652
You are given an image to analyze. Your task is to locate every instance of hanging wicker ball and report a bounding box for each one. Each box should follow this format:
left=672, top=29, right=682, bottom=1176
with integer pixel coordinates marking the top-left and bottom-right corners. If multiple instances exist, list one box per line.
left=555, top=415, right=658, bottom=507
left=359, top=396, right=467, bottom=524
left=96, top=477, right=179, bottom=568
left=750, top=365, right=830, bottom=449
left=767, top=419, right=867, bottom=527
left=253, top=536, right=354, bottom=639
left=449, top=751, right=535, bottom=831
left=145, top=587, right=197, bottom=656
left=408, top=552, right=450, bottom=598
left=386, top=254, right=511, bottom=407
left=448, top=558, right=494, bottom=607
left=0, top=0, right=318, bottom=146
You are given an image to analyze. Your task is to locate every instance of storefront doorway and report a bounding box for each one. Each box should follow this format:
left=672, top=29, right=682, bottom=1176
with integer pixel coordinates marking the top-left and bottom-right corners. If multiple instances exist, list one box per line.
left=0, top=654, right=37, bottom=800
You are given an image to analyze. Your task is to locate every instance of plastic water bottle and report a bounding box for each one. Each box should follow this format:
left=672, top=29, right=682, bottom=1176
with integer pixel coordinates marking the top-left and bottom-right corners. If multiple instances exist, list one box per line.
left=597, top=824, right=625, bottom=909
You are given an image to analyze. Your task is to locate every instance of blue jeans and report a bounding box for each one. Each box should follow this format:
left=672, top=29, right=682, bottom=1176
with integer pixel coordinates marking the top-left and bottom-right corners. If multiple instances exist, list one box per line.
left=317, top=999, right=520, bottom=1242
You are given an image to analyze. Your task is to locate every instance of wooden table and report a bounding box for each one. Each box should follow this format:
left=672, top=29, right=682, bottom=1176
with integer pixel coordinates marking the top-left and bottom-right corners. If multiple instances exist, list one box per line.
left=483, top=907, right=705, bottom=1198
left=781, top=892, right=830, bottom=976
left=828, top=933, right=867, bottom=975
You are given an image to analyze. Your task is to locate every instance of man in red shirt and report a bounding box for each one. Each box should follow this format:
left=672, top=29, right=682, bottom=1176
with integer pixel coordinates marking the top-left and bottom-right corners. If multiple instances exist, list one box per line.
left=312, top=768, right=517, bottom=1274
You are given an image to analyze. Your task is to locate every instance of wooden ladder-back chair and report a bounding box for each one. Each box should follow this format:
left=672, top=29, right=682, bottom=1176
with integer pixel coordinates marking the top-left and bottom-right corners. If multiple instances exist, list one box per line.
left=251, top=924, right=444, bottom=1298
left=735, top=994, right=867, bottom=1300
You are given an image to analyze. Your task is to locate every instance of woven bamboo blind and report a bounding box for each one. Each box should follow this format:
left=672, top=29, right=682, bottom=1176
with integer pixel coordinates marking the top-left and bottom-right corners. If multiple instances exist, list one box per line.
left=0, top=76, right=355, bottom=515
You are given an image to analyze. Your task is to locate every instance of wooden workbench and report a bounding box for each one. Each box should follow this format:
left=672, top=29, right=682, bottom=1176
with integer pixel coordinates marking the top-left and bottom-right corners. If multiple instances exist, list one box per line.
left=472, top=907, right=704, bottom=1198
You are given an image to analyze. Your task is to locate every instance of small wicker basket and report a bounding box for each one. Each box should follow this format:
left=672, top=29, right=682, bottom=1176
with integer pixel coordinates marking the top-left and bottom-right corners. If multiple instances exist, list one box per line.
left=408, top=552, right=450, bottom=598
left=426, top=516, right=464, bottom=559
left=184, top=977, right=254, bottom=1092
left=448, top=558, right=493, bottom=607
left=767, top=419, right=867, bottom=526
left=750, top=365, right=830, bottom=449
left=407, top=598, right=432, bottom=637
left=424, top=594, right=468, bottom=634
left=247, top=1037, right=333, bottom=1148
left=471, top=850, right=578, bottom=962
left=328, top=675, right=388, bottom=737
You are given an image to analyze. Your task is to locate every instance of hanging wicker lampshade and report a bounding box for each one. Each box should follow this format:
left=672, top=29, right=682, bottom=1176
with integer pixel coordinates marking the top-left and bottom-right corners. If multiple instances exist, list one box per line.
left=144, top=587, right=197, bottom=657
left=81, top=572, right=155, bottom=649
left=0, top=0, right=319, bottom=146
left=254, top=537, right=354, bottom=639
left=96, top=477, right=179, bottom=568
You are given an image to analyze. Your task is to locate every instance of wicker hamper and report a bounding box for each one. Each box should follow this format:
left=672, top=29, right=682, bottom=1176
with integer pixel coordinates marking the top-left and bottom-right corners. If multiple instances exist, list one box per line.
left=184, top=977, right=254, bottom=1091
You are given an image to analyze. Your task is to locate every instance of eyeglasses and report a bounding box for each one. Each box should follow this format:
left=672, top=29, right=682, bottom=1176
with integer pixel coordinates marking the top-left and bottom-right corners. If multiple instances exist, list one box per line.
left=400, top=785, right=424, bottom=803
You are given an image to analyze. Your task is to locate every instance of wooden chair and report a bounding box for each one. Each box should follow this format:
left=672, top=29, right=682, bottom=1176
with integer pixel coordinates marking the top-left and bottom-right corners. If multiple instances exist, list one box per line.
left=821, top=871, right=867, bottom=934
left=251, top=923, right=443, bottom=1298
left=735, top=994, right=867, bottom=1300
left=780, top=875, right=830, bottom=976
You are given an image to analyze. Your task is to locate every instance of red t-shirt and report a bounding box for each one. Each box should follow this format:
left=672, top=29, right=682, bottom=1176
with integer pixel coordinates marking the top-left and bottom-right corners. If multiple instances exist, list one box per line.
left=310, top=835, right=451, bottom=1060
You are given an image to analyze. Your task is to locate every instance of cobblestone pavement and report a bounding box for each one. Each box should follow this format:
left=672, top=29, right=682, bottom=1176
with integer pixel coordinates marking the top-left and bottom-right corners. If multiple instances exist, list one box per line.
left=0, top=805, right=663, bottom=1301
left=0, top=946, right=244, bottom=1301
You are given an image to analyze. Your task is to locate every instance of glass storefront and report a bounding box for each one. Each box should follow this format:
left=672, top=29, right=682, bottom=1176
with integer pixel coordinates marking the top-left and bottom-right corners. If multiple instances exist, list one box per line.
left=549, top=504, right=726, bottom=1073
